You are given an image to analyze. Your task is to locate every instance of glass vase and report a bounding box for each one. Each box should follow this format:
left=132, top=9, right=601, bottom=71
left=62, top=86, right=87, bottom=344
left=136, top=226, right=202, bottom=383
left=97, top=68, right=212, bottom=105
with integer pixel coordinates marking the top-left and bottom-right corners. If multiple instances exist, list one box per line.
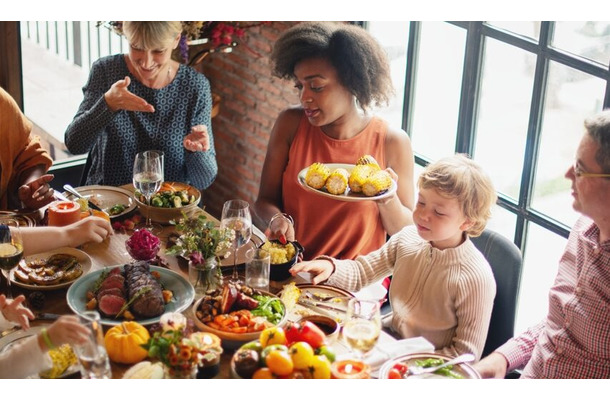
left=163, top=364, right=197, bottom=379
left=188, top=257, right=222, bottom=297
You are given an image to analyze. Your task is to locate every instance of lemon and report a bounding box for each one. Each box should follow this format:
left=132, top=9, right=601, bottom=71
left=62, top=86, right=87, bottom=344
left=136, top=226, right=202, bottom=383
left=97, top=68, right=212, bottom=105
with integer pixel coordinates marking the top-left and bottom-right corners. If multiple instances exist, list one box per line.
left=0, top=243, right=19, bottom=257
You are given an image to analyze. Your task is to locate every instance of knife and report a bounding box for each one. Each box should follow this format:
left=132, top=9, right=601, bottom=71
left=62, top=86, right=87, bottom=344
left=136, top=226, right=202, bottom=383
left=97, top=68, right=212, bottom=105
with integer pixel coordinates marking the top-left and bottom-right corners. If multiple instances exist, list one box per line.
left=298, top=298, right=347, bottom=314
left=0, top=325, right=21, bottom=339
left=35, top=313, right=61, bottom=321
left=297, top=299, right=345, bottom=323
left=62, top=184, right=104, bottom=212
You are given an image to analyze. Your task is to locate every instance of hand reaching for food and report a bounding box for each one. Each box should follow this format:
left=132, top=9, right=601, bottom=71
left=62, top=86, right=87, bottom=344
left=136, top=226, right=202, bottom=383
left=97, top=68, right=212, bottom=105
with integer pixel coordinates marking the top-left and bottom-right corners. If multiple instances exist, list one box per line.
left=183, top=125, right=210, bottom=152
left=0, top=294, right=35, bottom=329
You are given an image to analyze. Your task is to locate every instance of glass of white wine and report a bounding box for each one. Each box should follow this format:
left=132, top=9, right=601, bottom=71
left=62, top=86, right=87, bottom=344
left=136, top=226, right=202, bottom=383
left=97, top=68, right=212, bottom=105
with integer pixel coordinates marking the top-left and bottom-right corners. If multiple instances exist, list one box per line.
left=133, top=150, right=164, bottom=234
left=0, top=218, right=24, bottom=300
left=220, top=199, right=252, bottom=284
left=342, top=298, right=382, bottom=359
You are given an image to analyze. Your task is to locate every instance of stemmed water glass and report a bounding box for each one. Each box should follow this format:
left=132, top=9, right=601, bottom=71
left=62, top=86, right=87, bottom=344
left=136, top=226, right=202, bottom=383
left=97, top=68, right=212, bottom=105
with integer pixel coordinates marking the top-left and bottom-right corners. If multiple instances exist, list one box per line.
left=342, top=298, right=382, bottom=359
left=0, top=218, right=24, bottom=300
left=220, top=200, right=252, bottom=284
left=133, top=150, right=164, bottom=235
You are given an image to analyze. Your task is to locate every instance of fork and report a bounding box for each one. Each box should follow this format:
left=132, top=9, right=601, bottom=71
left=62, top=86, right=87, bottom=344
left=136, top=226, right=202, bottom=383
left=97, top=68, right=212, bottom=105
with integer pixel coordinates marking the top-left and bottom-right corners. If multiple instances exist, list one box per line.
left=304, top=291, right=346, bottom=302
left=406, top=353, right=475, bottom=377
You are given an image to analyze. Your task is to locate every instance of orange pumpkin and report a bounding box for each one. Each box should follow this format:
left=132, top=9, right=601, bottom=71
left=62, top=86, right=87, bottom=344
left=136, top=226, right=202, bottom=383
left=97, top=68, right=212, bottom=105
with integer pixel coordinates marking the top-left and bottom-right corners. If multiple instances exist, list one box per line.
left=104, top=321, right=150, bottom=364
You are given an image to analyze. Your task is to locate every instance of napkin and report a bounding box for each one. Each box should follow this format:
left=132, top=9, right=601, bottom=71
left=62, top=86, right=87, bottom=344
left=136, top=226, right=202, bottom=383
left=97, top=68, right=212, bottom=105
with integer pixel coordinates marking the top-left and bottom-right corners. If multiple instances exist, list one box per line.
left=363, top=336, right=435, bottom=377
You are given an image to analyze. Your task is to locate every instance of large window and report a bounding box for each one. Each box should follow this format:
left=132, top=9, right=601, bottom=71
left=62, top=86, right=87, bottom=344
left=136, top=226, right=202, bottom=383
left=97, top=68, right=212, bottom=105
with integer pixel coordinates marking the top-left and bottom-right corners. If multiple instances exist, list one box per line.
left=368, top=21, right=610, bottom=332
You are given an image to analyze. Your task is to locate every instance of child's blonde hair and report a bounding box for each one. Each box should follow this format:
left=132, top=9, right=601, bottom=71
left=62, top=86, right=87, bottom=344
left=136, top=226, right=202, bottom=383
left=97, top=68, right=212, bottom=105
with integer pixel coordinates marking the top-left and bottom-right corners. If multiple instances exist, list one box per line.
left=418, top=154, right=497, bottom=237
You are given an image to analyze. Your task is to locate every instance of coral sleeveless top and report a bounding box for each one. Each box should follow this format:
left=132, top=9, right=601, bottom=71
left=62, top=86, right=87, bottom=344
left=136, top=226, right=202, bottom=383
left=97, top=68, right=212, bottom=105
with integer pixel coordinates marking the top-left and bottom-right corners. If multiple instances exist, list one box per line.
left=282, top=113, right=388, bottom=260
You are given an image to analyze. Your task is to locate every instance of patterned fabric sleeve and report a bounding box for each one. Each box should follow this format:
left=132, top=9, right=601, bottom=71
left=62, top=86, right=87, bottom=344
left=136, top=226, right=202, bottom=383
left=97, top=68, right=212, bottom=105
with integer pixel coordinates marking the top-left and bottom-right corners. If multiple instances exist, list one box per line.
left=64, top=59, right=117, bottom=155
left=184, top=75, right=218, bottom=190
left=495, top=320, right=545, bottom=371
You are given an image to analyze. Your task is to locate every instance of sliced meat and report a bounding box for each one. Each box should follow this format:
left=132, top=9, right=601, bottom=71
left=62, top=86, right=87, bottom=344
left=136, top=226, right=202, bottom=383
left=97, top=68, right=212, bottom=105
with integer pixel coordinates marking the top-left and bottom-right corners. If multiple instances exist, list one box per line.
left=98, top=294, right=126, bottom=317
left=97, top=287, right=126, bottom=301
left=98, top=274, right=125, bottom=293
left=124, top=261, right=165, bottom=318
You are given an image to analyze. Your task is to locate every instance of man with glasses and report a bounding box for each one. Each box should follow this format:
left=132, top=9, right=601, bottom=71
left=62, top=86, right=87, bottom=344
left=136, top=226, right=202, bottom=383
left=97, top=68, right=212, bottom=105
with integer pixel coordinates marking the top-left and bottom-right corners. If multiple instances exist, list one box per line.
left=474, top=110, right=610, bottom=379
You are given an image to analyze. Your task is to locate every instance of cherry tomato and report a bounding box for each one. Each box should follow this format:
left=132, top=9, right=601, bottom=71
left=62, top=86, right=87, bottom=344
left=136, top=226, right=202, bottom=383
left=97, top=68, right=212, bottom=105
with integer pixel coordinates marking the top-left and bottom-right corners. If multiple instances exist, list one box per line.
left=392, top=362, right=409, bottom=376
left=252, top=367, right=274, bottom=379
left=310, top=354, right=331, bottom=379
left=289, top=341, right=315, bottom=370
left=315, top=345, right=336, bottom=363
left=259, top=326, right=287, bottom=347
left=387, top=368, right=402, bottom=379
left=266, top=349, right=294, bottom=376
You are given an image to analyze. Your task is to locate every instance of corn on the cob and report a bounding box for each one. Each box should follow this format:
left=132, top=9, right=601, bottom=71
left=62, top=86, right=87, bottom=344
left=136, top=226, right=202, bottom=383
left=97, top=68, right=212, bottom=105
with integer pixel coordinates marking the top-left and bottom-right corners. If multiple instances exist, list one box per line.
left=348, top=164, right=378, bottom=193
left=362, top=170, right=393, bottom=197
left=305, top=162, right=331, bottom=189
left=325, top=168, right=349, bottom=195
left=356, top=154, right=380, bottom=168
left=39, top=344, right=77, bottom=379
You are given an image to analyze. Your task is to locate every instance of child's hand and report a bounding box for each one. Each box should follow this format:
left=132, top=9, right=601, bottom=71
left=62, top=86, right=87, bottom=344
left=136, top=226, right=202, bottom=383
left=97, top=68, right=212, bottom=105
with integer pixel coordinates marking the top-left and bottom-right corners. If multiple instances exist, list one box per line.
left=289, top=259, right=334, bottom=285
left=65, top=217, right=113, bottom=247
left=0, top=295, right=35, bottom=329
left=45, top=315, right=90, bottom=350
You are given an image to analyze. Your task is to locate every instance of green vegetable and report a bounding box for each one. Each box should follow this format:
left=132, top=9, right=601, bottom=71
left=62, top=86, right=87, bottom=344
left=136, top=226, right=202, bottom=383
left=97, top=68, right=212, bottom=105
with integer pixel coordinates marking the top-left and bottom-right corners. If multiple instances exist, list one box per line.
left=251, top=295, right=285, bottom=325
left=415, top=358, right=464, bottom=379
left=107, top=204, right=127, bottom=216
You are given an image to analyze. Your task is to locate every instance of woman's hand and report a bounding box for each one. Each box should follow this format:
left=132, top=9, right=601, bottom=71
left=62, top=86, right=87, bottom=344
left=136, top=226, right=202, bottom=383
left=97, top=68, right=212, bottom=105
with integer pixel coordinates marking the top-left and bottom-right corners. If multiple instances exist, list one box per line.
left=289, top=259, right=334, bottom=285
left=264, top=213, right=295, bottom=243
left=0, top=295, right=35, bottom=329
left=18, top=174, right=55, bottom=209
left=104, top=76, right=155, bottom=113
left=374, top=167, right=398, bottom=206
left=63, top=217, right=113, bottom=247
left=44, top=315, right=90, bottom=350
left=183, top=125, right=210, bottom=152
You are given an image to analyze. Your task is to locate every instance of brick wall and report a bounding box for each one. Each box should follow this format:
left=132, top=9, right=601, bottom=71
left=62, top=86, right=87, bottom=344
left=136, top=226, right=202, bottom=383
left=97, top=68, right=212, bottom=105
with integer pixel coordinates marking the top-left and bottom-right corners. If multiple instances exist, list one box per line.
left=195, top=22, right=300, bottom=221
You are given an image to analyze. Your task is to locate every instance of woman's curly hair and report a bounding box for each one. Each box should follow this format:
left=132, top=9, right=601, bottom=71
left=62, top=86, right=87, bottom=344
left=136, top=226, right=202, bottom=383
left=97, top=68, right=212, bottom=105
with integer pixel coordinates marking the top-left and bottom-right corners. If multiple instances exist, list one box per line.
left=271, top=22, right=394, bottom=111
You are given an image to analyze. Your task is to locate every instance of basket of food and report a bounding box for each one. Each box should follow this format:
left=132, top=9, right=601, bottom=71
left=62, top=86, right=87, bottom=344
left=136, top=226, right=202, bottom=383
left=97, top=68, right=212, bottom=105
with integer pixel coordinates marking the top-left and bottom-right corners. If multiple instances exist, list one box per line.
left=134, top=181, right=201, bottom=224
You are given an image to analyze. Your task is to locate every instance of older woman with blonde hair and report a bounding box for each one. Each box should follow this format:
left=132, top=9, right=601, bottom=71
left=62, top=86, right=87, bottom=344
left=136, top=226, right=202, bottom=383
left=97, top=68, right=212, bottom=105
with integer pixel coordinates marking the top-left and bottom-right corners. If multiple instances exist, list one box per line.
left=65, top=21, right=217, bottom=191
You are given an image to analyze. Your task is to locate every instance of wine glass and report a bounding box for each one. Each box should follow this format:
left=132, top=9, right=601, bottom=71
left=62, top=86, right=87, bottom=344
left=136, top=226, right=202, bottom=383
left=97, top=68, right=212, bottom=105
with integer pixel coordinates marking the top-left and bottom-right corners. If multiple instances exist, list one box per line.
left=0, top=218, right=24, bottom=299
left=133, top=150, right=164, bottom=234
left=220, top=199, right=252, bottom=284
left=342, top=298, right=382, bottom=359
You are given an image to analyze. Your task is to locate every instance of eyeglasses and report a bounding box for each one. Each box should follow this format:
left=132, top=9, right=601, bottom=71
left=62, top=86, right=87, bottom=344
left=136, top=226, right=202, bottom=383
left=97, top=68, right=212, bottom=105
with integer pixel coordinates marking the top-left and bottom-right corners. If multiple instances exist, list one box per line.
left=573, top=162, right=610, bottom=179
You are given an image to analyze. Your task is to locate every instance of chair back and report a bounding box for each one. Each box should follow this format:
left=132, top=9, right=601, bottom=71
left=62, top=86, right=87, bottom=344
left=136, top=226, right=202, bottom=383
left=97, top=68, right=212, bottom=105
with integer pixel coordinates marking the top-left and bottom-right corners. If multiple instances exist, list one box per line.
left=471, top=229, right=523, bottom=357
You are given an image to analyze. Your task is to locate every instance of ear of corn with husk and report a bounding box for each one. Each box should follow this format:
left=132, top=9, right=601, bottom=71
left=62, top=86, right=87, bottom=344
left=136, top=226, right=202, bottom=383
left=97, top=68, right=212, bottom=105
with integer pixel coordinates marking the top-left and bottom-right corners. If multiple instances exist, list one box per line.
left=325, top=168, right=349, bottom=195
left=305, top=162, right=331, bottom=189
left=362, top=170, right=393, bottom=197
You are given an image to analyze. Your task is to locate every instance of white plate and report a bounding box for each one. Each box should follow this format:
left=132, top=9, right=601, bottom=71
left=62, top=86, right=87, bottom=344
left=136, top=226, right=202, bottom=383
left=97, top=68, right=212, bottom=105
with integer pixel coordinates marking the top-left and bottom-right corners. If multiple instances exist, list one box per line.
left=63, top=185, right=136, bottom=218
left=66, top=265, right=194, bottom=326
left=279, top=284, right=354, bottom=324
left=378, top=352, right=481, bottom=379
left=297, top=163, right=397, bottom=202
left=8, top=247, right=92, bottom=291
left=0, top=324, right=80, bottom=378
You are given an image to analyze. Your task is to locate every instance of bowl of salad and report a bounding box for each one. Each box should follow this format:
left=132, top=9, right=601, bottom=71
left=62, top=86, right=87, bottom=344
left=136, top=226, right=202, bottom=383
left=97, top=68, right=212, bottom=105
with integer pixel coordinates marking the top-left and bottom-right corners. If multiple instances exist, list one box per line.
left=191, top=282, right=287, bottom=349
left=134, top=181, right=201, bottom=224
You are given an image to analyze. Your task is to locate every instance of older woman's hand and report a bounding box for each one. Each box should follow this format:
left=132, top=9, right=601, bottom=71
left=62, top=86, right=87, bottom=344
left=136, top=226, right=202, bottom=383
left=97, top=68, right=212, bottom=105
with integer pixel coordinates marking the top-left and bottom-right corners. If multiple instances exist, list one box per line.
left=104, top=76, right=155, bottom=113
left=183, top=125, right=210, bottom=152
left=0, top=295, right=35, bottom=329
left=18, top=174, right=55, bottom=209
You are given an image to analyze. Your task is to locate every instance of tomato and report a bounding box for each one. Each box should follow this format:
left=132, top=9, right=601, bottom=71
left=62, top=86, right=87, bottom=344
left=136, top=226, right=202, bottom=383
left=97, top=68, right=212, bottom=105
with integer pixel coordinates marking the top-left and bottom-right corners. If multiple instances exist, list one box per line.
left=392, top=362, right=409, bottom=376
left=310, top=354, right=331, bottom=379
left=259, top=326, right=287, bottom=347
left=387, top=368, right=402, bottom=379
left=285, top=321, right=325, bottom=348
left=289, top=341, right=315, bottom=370
left=252, top=367, right=274, bottom=379
left=260, top=344, right=289, bottom=366
left=315, top=345, right=336, bottom=363
left=241, top=341, right=263, bottom=353
left=266, top=349, right=294, bottom=376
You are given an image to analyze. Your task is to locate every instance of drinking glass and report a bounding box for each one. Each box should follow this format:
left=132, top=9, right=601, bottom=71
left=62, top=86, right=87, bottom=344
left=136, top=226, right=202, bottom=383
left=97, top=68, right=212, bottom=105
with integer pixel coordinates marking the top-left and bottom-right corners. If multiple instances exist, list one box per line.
left=73, top=311, right=112, bottom=379
left=220, top=199, right=252, bottom=284
left=0, top=218, right=24, bottom=299
left=342, top=298, right=382, bottom=359
left=133, top=150, right=164, bottom=234
left=245, top=248, right=270, bottom=291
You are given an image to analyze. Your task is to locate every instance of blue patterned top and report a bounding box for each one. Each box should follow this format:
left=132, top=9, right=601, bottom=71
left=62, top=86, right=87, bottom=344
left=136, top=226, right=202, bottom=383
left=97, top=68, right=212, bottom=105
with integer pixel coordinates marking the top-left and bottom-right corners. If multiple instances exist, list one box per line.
left=64, top=54, right=218, bottom=191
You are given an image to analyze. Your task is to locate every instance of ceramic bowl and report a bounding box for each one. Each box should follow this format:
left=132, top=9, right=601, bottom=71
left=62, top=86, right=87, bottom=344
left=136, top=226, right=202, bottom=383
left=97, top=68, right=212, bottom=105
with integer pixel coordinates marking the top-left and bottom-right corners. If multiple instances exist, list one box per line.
left=134, top=181, right=201, bottom=225
left=297, top=314, right=340, bottom=341
left=259, top=240, right=304, bottom=281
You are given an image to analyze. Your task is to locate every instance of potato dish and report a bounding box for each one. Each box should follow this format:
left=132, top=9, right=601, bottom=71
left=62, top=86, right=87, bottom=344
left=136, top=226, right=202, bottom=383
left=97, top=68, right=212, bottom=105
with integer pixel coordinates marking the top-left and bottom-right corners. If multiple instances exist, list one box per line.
left=260, top=241, right=296, bottom=264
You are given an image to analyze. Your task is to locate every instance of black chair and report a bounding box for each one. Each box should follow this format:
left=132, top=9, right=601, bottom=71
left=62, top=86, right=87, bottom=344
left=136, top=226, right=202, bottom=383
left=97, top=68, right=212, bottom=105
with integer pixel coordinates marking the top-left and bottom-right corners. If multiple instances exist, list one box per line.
left=471, top=228, right=523, bottom=358
left=79, top=152, right=93, bottom=186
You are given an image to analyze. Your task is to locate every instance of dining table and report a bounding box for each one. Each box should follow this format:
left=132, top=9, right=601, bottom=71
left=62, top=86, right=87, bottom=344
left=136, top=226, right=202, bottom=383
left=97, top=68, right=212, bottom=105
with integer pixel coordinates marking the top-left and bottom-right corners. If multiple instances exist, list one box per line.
left=0, top=184, right=432, bottom=379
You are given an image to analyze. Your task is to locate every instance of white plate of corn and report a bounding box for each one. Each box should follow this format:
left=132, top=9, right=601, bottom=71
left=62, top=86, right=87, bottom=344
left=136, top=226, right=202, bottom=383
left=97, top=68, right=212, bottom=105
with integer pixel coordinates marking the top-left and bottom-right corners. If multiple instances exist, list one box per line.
left=298, top=162, right=397, bottom=202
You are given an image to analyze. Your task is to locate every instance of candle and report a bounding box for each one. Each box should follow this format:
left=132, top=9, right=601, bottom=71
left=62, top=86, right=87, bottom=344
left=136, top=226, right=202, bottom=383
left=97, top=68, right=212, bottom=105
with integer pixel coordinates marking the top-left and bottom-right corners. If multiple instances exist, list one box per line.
left=331, top=359, right=371, bottom=379
left=189, top=332, right=223, bottom=379
left=47, top=201, right=82, bottom=227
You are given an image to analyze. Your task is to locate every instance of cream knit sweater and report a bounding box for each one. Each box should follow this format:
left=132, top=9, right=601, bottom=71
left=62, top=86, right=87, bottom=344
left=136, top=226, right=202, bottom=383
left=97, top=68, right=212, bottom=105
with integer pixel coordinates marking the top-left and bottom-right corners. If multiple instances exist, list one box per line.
left=327, top=225, right=496, bottom=360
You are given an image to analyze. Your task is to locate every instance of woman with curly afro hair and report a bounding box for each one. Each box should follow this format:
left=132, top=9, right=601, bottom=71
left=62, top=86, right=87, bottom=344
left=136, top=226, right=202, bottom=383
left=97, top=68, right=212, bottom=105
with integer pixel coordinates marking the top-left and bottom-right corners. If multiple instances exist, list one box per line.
left=254, top=22, right=415, bottom=262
